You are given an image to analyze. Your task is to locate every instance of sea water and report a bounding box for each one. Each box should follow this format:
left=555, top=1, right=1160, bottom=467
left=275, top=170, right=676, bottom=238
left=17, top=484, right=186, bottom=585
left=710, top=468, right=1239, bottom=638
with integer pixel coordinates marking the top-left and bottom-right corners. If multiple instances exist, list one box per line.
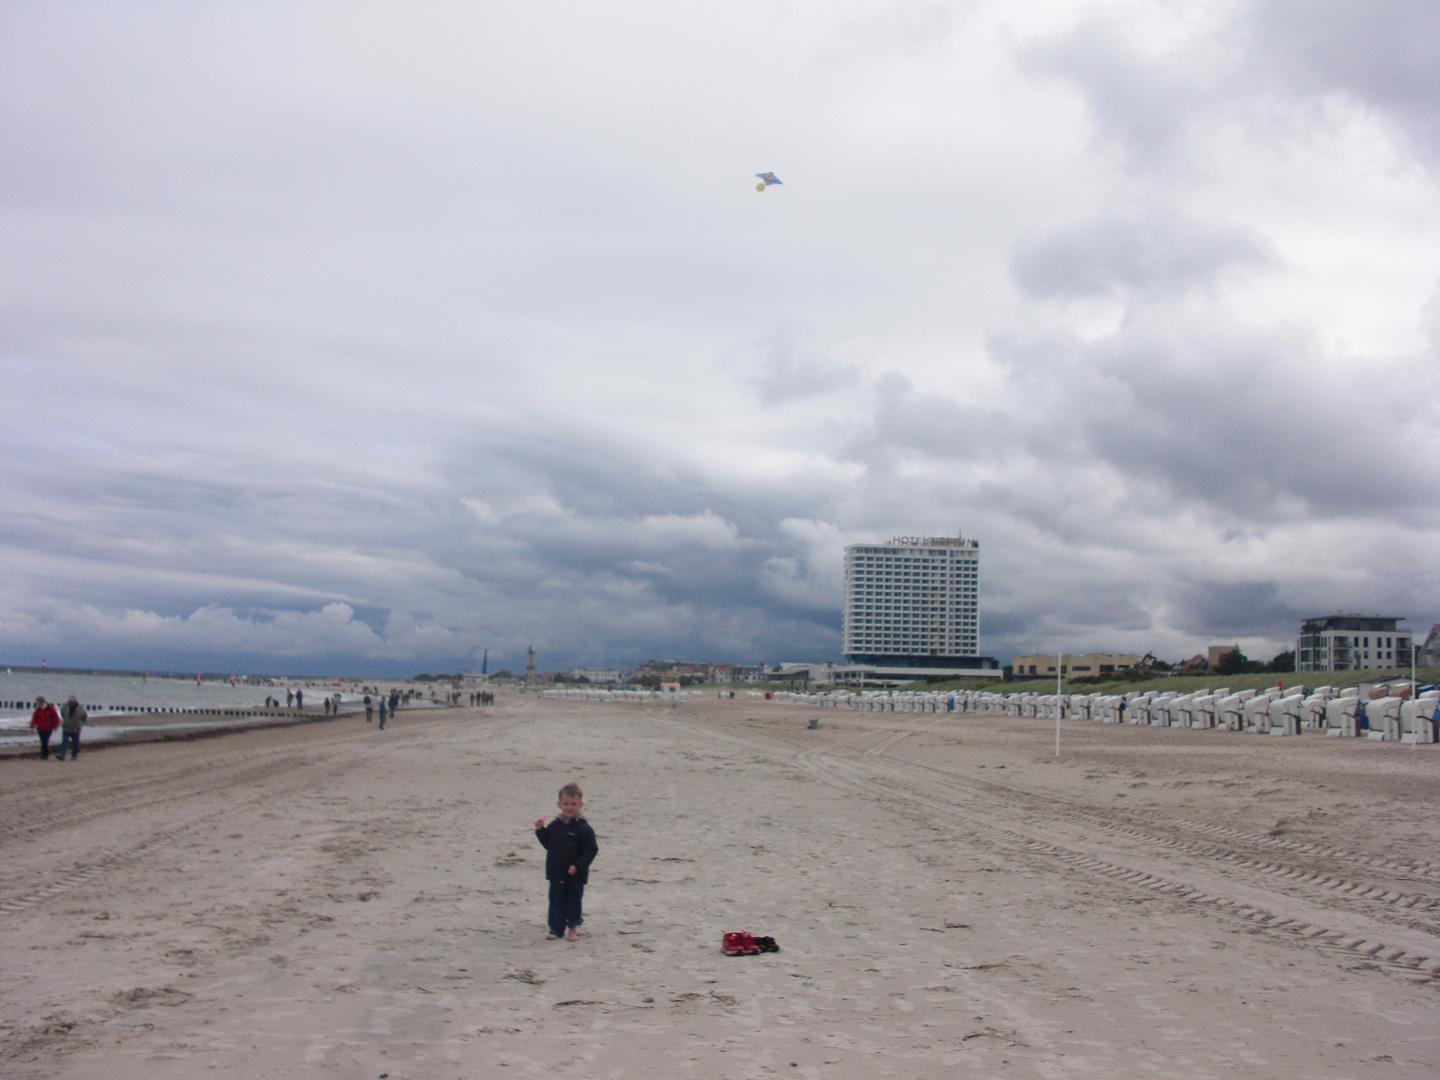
left=0, top=671, right=352, bottom=748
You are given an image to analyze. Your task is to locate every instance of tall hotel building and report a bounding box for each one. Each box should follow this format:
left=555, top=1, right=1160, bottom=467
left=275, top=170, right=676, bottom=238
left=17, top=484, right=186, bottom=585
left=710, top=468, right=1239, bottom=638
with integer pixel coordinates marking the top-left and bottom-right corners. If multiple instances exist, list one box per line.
left=842, top=534, right=981, bottom=667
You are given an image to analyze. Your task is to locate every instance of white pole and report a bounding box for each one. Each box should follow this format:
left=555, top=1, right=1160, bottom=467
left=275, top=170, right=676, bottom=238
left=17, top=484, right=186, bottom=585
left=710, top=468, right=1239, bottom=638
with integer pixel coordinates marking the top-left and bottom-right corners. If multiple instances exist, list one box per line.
left=1413, top=629, right=1418, bottom=751
left=1055, top=650, right=1062, bottom=757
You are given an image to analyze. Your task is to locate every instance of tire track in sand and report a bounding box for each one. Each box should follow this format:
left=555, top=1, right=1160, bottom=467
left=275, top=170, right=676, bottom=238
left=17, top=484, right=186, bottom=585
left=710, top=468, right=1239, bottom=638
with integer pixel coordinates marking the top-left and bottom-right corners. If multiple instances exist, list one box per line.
left=661, top=710, right=1440, bottom=984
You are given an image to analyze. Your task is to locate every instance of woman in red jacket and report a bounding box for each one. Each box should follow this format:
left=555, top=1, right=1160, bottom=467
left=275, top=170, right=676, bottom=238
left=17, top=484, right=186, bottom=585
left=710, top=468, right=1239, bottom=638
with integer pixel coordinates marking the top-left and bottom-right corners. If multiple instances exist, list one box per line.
left=29, top=695, right=60, bottom=759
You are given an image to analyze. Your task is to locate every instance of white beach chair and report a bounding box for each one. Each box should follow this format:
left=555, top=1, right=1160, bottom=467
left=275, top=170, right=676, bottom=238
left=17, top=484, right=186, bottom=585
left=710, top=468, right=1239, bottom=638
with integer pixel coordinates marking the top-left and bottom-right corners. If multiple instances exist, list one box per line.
left=1325, top=696, right=1363, bottom=737
left=1146, top=693, right=1174, bottom=726
left=1169, top=692, right=1196, bottom=727
left=1267, top=694, right=1302, bottom=736
left=1242, top=691, right=1280, bottom=733
left=1126, top=693, right=1154, bottom=725
left=1400, top=693, right=1439, bottom=744
left=1364, top=697, right=1402, bottom=741
left=1299, top=688, right=1333, bottom=729
left=1216, top=690, right=1253, bottom=731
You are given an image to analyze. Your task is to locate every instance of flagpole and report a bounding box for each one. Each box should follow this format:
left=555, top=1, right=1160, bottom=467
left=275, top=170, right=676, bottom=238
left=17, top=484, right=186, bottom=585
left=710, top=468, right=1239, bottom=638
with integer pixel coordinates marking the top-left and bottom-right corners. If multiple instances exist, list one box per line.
left=1413, top=628, right=1418, bottom=751
left=1055, top=650, right=1062, bottom=757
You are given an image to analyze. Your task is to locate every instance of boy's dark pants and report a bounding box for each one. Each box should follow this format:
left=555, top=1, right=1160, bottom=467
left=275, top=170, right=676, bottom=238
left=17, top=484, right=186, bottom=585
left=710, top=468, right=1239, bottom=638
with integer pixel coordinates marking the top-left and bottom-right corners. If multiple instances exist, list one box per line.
left=547, top=879, right=584, bottom=937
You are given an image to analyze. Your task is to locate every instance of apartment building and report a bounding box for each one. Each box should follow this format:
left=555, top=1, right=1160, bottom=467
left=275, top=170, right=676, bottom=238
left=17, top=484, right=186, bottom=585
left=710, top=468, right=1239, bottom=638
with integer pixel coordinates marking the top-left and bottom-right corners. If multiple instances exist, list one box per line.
left=842, top=534, right=982, bottom=667
left=1296, top=615, right=1411, bottom=672
left=568, top=666, right=620, bottom=684
left=1010, top=652, right=1144, bottom=678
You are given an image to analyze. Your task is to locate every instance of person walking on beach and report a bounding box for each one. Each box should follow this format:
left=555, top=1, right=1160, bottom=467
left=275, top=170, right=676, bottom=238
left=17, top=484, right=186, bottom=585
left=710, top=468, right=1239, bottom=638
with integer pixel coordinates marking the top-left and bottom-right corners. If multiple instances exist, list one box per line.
left=364, top=694, right=374, bottom=723
left=377, top=696, right=387, bottom=729
left=56, top=696, right=87, bottom=761
left=295, top=689, right=303, bottom=710
left=533, top=783, right=598, bottom=941
left=29, top=696, right=60, bottom=759
left=286, top=689, right=294, bottom=707
left=389, top=688, right=399, bottom=719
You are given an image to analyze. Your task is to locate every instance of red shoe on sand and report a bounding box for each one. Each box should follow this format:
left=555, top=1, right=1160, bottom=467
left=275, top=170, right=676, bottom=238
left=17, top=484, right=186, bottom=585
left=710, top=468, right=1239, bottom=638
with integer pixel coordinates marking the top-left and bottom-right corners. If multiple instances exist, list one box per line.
left=723, top=932, right=763, bottom=956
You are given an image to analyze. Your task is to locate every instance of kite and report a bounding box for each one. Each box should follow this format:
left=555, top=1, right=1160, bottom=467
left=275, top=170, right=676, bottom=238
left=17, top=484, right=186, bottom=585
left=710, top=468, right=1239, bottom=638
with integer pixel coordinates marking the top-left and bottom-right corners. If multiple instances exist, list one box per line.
left=755, top=172, right=782, bottom=192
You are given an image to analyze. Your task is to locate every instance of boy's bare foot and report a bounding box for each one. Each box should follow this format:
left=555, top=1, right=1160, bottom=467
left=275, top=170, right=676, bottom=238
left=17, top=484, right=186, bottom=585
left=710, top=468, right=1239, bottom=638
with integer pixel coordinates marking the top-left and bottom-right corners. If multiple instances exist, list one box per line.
left=566, top=928, right=579, bottom=942
left=545, top=933, right=560, bottom=940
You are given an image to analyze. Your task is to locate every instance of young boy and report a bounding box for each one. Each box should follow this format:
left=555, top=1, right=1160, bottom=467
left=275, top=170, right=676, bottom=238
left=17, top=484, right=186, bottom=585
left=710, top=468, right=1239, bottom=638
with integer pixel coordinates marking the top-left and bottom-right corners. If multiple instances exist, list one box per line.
left=533, top=783, right=598, bottom=941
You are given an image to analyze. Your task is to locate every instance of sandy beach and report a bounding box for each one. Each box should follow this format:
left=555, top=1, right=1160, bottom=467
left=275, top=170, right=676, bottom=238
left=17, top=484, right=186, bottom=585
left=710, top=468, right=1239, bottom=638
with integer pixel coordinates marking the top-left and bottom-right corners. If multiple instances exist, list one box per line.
left=1, top=694, right=1437, bottom=1079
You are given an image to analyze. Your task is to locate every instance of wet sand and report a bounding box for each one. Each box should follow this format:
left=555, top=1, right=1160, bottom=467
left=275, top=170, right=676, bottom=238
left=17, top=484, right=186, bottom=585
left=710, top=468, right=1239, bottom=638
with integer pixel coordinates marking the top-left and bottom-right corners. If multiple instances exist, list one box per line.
left=1, top=694, right=1436, bottom=1078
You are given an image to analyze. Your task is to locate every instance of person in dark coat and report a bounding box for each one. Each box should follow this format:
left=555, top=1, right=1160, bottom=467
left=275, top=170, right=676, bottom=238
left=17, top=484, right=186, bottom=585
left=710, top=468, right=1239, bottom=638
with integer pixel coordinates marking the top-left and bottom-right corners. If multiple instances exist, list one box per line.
left=57, top=696, right=86, bottom=760
left=533, top=782, right=598, bottom=941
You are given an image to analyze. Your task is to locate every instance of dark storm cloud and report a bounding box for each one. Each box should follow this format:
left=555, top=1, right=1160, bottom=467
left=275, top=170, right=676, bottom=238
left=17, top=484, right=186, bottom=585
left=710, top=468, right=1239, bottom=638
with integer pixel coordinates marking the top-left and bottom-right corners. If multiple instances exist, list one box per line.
left=984, top=587, right=1155, bottom=644
left=1241, top=0, right=1440, bottom=168
left=840, top=371, right=1012, bottom=466
left=994, top=316, right=1440, bottom=521
left=746, top=331, right=859, bottom=402
left=1077, top=327, right=1439, bottom=521
left=1009, top=207, right=1277, bottom=301
left=1167, top=580, right=1298, bottom=639
left=1016, top=19, right=1217, bottom=169
left=2, top=411, right=855, bottom=673
left=1019, top=1, right=1440, bottom=174
left=433, top=422, right=846, bottom=621
left=846, top=313, right=1440, bottom=527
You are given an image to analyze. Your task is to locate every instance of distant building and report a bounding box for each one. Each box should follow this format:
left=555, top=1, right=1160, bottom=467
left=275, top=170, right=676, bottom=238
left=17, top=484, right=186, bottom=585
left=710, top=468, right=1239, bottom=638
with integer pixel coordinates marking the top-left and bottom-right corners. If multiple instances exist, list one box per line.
left=1296, top=615, right=1410, bottom=672
left=835, top=659, right=998, bottom=689
left=1417, top=624, right=1440, bottom=668
left=1010, top=652, right=1144, bottom=679
left=569, top=666, right=620, bottom=684
left=711, top=663, right=767, bottom=684
left=842, top=534, right=988, bottom=675
left=1208, top=645, right=1238, bottom=670
left=629, top=659, right=713, bottom=681
left=766, top=662, right=840, bottom=688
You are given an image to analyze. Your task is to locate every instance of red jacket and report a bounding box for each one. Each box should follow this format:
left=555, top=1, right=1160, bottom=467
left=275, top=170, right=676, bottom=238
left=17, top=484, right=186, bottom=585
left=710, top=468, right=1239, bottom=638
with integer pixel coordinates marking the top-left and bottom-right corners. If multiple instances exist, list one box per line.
left=29, top=704, right=60, bottom=732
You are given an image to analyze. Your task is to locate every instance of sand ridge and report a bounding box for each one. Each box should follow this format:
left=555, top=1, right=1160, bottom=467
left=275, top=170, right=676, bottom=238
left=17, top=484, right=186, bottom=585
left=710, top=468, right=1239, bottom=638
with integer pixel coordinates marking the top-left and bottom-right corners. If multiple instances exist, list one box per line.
left=1, top=694, right=1437, bottom=1078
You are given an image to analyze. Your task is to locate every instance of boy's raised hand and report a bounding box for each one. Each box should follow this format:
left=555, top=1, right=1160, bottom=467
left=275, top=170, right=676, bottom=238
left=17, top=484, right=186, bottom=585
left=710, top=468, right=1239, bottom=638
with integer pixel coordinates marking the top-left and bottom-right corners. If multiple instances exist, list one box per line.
left=533, top=816, right=547, bottom=829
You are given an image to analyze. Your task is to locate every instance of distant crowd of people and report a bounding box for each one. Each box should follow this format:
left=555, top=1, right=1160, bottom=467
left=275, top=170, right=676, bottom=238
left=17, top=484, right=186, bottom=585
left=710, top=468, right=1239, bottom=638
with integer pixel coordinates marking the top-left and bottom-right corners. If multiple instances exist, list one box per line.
left=360, top=688, right=403, bottom=729
left=23, top=681, right=494, bottom=759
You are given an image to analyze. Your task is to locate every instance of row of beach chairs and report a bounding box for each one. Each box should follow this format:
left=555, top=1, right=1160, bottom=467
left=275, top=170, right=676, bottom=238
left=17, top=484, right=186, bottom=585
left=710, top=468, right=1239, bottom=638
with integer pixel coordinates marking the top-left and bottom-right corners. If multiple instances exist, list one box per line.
left=802, top=686, right=1438, bottom=743
left=536, top=684, right=1438, bottom=744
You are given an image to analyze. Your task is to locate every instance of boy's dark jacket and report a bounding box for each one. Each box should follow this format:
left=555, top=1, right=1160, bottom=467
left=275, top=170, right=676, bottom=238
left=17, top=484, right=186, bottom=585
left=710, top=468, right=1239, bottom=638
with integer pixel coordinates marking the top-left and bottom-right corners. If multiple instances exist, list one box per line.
left=535, top=816, right=598, bottom=883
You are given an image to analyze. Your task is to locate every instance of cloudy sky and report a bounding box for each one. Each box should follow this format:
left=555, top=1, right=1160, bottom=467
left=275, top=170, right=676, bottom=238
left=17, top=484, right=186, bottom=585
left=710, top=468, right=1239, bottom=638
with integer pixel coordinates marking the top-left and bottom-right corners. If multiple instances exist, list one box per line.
left=3, top=1, right=1438, bottom=677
